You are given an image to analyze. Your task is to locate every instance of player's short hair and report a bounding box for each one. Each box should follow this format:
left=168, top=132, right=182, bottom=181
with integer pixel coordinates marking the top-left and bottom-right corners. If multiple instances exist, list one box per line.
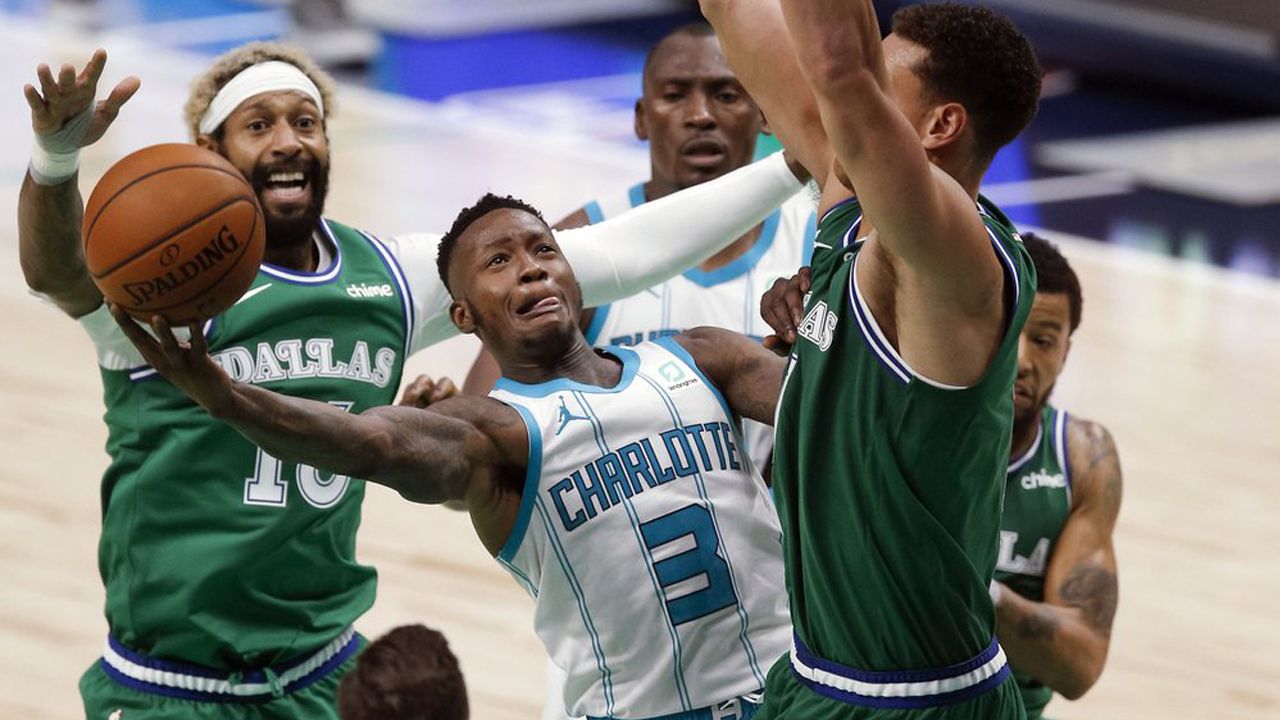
left=437, top=193, right=551, bottom=296
left=642, top=21, right=718, bottom=85
left=891, top=3, right=1041, bottom=162
left=184, top=41, right=337, bottom=140
left=1022, top=232, right=1082, bottom=333
left=337, top=624, right=469, bottom=720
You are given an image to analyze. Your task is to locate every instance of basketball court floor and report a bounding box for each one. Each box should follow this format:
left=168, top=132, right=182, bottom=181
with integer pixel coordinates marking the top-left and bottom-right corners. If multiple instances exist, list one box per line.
left=0, top=7, right=1278, bottom=720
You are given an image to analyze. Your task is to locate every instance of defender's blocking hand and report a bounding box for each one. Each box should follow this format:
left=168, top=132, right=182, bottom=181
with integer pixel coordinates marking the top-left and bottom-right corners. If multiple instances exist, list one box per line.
left=760, top=266, right=812, bottom=355
left=23, top=48, right=140, bottom=146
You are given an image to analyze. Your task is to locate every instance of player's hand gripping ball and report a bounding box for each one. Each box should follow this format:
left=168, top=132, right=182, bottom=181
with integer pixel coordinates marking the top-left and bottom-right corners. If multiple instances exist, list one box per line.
left=84, top=143, right=266, bottom=323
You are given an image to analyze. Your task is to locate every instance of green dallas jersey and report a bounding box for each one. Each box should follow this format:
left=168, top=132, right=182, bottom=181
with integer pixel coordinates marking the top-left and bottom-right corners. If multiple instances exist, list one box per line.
left=996, top=404, right=1073, bottom=719
left=766, top=196, right=1036, bottom=715
left=96, top=219, right=411, bottom=669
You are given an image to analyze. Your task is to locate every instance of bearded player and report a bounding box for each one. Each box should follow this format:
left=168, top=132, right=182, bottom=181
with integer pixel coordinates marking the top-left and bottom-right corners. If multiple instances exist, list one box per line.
left=18, top=44, right=803, bottom=717
left=995, top=233, right=1121, bottom=719
left=703, top=0, right=1042, bottom=717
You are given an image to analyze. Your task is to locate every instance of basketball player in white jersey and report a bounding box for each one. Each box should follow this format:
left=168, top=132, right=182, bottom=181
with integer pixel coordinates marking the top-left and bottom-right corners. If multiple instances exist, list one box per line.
left=112, top=193, right=792, bottom=720
left=464, top=23, right=816, bottom=478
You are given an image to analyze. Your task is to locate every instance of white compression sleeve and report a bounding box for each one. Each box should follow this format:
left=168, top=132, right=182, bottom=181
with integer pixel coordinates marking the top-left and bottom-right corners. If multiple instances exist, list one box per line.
left=557, top=151, right=803, bottom=308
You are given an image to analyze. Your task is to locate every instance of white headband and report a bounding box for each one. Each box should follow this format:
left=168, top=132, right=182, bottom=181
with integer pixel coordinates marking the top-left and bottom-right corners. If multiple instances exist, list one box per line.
left=198, top=61, right=325, bottom=135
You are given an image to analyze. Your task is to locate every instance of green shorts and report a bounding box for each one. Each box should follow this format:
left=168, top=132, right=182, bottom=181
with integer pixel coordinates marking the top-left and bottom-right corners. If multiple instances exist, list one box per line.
left=79, top=649, right=359, bottom=720
left=758, top=652, right=1027, bottom=720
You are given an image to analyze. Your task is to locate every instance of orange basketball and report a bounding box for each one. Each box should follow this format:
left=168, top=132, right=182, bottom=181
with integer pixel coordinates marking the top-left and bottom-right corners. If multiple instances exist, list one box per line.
left=84, top=143, right=266, bottom=324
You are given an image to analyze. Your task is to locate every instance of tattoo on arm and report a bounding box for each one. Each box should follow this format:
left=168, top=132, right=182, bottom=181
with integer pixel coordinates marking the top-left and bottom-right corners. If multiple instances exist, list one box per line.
left=1014, top=604, right=1062, bottom=640
left=1059, top=564, right=1119, bottom=638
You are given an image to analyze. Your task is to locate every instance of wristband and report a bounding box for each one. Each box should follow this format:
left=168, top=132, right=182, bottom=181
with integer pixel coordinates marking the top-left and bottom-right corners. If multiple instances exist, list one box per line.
left=29, top=143, right=80, bottom=185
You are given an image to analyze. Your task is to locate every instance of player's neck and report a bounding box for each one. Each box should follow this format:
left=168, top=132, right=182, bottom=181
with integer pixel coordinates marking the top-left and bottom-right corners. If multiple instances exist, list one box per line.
left=502, top=336, right=623, bottom=389
left=1009, top=411, right=1041, bottom=462
left=263, top=233, right=319, bottom=272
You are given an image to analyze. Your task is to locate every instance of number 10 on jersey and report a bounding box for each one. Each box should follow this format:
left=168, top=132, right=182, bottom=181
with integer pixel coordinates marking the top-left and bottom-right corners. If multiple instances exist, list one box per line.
left=243, top=401, right=354, bottom=509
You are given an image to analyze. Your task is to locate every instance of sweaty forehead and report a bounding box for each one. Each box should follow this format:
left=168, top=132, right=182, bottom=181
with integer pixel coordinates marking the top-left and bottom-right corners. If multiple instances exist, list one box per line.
left=645, top=34, right=734, bottom=86
left=1029, top=292, right=1071, bottom=325
left=461, top=209, right=551, bottom=253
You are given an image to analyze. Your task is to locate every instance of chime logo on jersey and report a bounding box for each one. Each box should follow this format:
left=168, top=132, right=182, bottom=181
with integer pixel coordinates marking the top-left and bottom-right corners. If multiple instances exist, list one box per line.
left=996, top=530, right=1050, bottom=576
left=345, top=282, right=395, bottom=298
left=1020, top=469, right=1067, bottom=490
left=798, top=299, right=838, bottom=351
left=212, top=338, right=397, bottom=388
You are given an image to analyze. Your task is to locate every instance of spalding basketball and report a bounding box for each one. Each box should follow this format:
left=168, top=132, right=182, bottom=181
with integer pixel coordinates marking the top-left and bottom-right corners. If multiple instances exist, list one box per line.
left=84, top=143, right=266, bottom=324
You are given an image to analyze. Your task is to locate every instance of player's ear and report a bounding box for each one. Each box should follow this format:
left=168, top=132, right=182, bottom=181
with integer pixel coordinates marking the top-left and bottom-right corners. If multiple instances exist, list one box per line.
left=450, top=299, right=477, bottom=335
left=921, top=101, right=967, bottom=152
left=759, top=110, right=773, bottom=137
left=195, top=134, right=217, bottom=151
left=634, top=99, right=649, bottom=142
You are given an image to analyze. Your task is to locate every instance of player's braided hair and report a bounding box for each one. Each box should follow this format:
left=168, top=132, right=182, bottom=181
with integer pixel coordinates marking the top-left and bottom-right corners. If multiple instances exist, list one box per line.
left=337, top=624, right=469, bottom=720
left=1022, top=232, right=1083, bottom=333
left=891, top=3, right=1042, bottom=162
left=437, top=193, right=551, bottom=297
left=183, top=41, right=337, bottom=140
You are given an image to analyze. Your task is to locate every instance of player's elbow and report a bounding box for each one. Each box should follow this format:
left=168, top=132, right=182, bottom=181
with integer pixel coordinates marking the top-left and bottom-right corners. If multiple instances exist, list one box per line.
left=1054, top=649, right=1107, bottom=700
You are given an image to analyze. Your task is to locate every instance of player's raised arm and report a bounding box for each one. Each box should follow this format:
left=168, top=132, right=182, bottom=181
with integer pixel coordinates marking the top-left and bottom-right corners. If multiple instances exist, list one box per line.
left=673, top=326, right=785, bottom=425
left=17, top=49, right=139, bottom=318
left=559, top=151, right=804, bottom=308
left=994, top=418, right=1121, bottom=699
left=699, top=0, right=832, bottom=185
left=107, top=304, right=520, bottom=508
left=779, top=0, right=997, bottom=286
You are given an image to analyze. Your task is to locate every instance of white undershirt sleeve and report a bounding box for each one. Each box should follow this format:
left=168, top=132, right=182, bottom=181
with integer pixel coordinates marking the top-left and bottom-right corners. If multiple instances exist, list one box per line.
left=557, top=151, right=803, bottom=308
left=375, top=231, right=458, bottom=355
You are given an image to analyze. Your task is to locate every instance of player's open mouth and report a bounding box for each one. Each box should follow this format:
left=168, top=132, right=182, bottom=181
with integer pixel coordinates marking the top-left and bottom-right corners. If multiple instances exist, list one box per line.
left=261, top=171, right=311, bottom=205
left=681, top=138, right=727, bottom=168
left=1013, top=383, right=1034, bottom=402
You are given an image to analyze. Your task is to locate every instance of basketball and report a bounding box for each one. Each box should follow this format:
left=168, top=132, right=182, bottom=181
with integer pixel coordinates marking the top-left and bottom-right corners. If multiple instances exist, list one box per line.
left=83, top=143, right=265, bottom=324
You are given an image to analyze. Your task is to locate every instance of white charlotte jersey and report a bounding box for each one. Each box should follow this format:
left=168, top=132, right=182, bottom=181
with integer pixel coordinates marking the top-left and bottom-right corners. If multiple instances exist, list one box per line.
left=490, top=340, right=790, bottom=720
left=581, top=184, right=816, bottom=474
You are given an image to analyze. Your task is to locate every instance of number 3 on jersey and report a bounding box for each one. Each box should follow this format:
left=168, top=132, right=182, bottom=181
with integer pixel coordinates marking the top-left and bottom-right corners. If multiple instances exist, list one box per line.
left=640, top=504, right=739, bottom=625
left=243, top=401, right=353, bottom=509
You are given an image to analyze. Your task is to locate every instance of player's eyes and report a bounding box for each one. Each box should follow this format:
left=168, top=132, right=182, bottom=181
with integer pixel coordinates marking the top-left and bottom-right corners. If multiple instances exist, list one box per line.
left=247, top=120, right=268, bottom=132
left=486, top=254, right=507, bottom=267
left=537, top=244, right=556, bottom=255
left=296, top=117, right=316, bottom=129
left=717, top=92, right=741, bottom=103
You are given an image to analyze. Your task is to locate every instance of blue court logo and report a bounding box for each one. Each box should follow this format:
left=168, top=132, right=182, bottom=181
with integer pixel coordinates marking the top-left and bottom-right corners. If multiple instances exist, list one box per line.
left=555, top=395, right=589, bottom=436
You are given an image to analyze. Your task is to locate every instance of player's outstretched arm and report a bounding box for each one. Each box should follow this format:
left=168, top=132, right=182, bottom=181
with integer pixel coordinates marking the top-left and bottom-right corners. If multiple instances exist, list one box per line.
left=18, top=49, right=139, bottom=318
left=699, top=0, right=832, bottom=185
left=559, top=151, right=805, bottom=309
left=108, top=304, right=519, bottom=508
left=994, top=418, right=1122, bottom=699
left=778, top=0, right=998, bottom=295
left=674, top=327, right=786, bottom=425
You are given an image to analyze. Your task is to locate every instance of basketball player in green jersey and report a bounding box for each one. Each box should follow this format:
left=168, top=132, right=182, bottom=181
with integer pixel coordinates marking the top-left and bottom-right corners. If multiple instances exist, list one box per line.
left=994, top=234, right=1122, bottom=718
left=703, top=0, right=1042, bottom=717
left=18, top=44, right=804, bottom=718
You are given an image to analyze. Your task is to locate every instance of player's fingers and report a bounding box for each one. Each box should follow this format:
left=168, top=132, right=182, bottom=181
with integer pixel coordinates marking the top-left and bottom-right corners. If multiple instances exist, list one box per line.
left=57, top=63, right=76, bottom=90
left=108, top=303, right=161, bottom=360
left=102, top=76, right=141, bottom=115
left=188, top=322, right=208, bottom=355
left=762, top=335, right=792, bottom=357
left=783, top=282, right=806, bottom=330
left=23, top=84, right=46, bottom=114
left=430, top=378, right=459, bottom=404
left=36, top=64, right=56, bottom=97
left=797, top=266, right=812, bottom=293
left=760, top=278, right=793, bottom=338
left=151, top=316, right=181, bottom=355
left=397, top=375, right=433, bottom=407
left=81, top=48, right=107, bottom=85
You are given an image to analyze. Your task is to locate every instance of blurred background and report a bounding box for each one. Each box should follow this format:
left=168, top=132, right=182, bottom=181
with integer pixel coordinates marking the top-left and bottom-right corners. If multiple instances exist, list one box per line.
left=6, top=0, right=1280, bottom=273
left=1, top=2, right=1278, bottom=719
